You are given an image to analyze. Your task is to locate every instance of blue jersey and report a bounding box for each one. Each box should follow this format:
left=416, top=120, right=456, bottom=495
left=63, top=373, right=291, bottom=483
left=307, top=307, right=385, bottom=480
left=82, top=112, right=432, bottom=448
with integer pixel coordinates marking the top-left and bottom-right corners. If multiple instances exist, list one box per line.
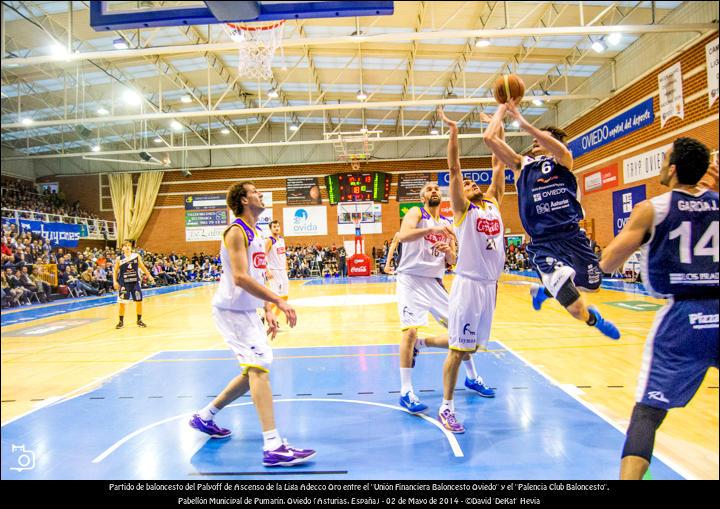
left=641, top=189, right=719, bottom=299
left=118, top=253, right=140, bottom=284
left=516, top=155, right=584, bottom=241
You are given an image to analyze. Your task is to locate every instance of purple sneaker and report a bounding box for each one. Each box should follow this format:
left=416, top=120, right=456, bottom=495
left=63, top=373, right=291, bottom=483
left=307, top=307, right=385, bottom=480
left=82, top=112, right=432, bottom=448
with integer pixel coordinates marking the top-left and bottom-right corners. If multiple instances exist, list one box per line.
left=189, top=413, right=232, bottom=438
left=438, top=408, right=465, bottom=434
left=263, top=441, right=317, bottom=467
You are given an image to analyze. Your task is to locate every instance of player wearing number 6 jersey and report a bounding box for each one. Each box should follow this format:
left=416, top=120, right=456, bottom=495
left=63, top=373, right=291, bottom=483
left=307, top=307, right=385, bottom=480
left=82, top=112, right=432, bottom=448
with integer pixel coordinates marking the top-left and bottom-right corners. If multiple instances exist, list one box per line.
left=483, top=99, right=619, bottom=340
left=599, top=138, right=718, bottom=480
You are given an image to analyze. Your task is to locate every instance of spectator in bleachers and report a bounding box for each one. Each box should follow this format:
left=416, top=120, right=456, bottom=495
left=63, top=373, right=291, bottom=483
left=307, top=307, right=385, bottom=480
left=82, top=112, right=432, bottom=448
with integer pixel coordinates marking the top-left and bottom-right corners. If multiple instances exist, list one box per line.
left=18, top=266, right=47, bottom=303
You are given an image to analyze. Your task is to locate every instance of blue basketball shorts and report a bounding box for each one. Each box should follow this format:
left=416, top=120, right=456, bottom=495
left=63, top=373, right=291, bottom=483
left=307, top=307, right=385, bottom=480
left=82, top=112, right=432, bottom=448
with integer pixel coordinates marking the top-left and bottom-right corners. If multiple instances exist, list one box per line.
left=526, top=231, right=601, bottom=292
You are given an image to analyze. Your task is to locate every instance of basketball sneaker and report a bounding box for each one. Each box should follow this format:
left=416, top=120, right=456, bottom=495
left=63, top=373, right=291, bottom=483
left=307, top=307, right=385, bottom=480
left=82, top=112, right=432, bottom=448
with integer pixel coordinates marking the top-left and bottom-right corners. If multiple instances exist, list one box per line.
left=115, top=321, right=124, bottom=329
left=137, top=320, right=147, bottom=327
left=465, top=377, right=496, bottom=398
left=588, top=306, right=621, bottom=340
left=263, top=441, right=316, bottom=467
left=399, top=391, right=428, bottom=414
left=438, top=408, right=464, bottom=434
left=189, top=414, right=232, bottom=438
left=530, top=283, right=549, bottom=311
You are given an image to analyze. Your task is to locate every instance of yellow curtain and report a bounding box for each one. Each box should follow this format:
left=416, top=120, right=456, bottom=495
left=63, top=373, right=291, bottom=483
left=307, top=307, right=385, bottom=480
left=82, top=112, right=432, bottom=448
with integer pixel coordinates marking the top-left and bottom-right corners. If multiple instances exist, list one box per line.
left=127, top=171, right=164, bottom=242
left=108, top=173, right=133, bottom=244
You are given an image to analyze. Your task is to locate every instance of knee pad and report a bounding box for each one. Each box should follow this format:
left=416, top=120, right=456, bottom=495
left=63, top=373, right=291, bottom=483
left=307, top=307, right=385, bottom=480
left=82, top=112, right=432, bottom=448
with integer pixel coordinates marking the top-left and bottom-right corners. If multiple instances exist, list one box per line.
left=621, top=404, right=667, bottom=462
left=555, top=278, right=581, bottom=308
left=541, top=265, right=576, bottom=298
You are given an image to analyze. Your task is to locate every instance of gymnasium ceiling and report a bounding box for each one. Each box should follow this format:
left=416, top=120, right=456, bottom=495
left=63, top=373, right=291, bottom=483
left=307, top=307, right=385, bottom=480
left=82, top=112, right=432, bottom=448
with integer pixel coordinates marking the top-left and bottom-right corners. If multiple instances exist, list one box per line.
left=0, top=1, right=718, bottom=176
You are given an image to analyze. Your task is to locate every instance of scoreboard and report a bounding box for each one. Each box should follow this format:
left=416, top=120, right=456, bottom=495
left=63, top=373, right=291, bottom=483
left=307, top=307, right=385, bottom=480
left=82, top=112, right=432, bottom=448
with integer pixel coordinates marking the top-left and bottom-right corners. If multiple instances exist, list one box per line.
left=326, top=172, right=391, bottom=204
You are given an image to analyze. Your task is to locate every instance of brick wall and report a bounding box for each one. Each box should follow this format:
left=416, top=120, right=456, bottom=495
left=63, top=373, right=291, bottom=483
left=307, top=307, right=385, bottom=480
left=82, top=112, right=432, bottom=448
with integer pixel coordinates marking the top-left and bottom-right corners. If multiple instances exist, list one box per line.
left=571, top=33, right=719, bottom=247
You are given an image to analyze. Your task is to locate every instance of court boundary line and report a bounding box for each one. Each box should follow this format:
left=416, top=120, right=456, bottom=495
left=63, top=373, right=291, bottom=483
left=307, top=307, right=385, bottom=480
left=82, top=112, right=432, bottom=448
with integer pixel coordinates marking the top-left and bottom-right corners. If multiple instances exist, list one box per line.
left=0, top=351, right=158, bottom=427
left=494, top=338, right=696, bottom=481
left=91, top=398, right=464, bottom=464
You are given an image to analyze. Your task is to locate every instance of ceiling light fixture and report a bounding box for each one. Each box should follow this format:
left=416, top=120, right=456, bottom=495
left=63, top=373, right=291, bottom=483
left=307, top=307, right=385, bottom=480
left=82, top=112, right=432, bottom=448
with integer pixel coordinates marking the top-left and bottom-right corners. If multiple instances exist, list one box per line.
left=97, top=107, right=109, bottom=115
left=170, top=120, right=182, bottom=131
left=21, top=117, right=33, bottom=125
left=153, top=137, right=163, bottom=143
left=475, top=37, right=491, bottom=48
left=122, top=89, right=142, bottom=105
left=289, top=124, right=299, bottom=132
left=180, top=95, right=192, bottom=103
left=91, top=145, right=101, bottom=152
left=430, top=128, right=439, bottom=136
left=221, top=128, right=230, bottom=135
left=356, top=90, right=368, bottom=101
left=591, top=39, right=606, bottom=53
left=267, top=89, right=279, bottom=99
left=607, top=32, right=622, bottom=47
left=113, top=38, right=129, bottom=50
left=532, top=98, right=543, bottom=106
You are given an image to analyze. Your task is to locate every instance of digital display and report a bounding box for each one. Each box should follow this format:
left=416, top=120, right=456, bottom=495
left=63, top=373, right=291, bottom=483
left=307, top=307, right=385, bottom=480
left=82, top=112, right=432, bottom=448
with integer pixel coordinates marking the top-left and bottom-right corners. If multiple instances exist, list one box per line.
left=325, top=172, right=391, bottom=205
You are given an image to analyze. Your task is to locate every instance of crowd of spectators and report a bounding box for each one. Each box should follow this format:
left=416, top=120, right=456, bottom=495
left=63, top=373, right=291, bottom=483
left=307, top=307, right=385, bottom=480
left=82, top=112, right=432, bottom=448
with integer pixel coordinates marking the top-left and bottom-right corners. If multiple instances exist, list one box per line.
left=1, top=178, right=100, bottom=222
left=285, top=243, right=347, bottom=278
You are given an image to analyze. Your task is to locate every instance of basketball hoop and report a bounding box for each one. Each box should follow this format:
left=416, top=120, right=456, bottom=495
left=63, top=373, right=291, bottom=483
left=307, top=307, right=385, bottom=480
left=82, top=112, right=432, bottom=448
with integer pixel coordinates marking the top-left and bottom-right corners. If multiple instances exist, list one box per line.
left=224, top=20, right=285, bottom=80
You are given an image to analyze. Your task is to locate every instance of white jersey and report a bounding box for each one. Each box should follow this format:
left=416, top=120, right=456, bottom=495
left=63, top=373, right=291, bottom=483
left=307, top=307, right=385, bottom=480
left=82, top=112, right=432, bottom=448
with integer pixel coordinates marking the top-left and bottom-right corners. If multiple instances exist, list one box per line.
left=266, top=235, right=287, bottom=271
left=395, top=207, right=453, bottom=279
left=454, top=198, right=505, bottom=281
left=212, top=218, right=267, bottom=312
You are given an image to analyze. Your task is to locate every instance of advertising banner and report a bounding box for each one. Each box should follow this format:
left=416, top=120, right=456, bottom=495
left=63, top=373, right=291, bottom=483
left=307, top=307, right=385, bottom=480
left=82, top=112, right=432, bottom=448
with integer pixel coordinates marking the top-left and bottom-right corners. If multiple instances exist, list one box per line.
left=623, top=144, right=671, bottom=185
left=18, top=219, right=81, bottom=247
left=437, top=169, right=515, bottom=187
left=658, top=62, right=684, bottom=127
left=397, top=173, right=431, bottom=202
left=706, top=38, right=719, bottom=107
left=568, top=98, right=654, bottom=158
left=283, top=206, right=328, bottom=237
left=612, top=185, right=646, bottom=236
left=286, top=177, right=322, bottom=205
left=583, top=163, right=619, bottom=194
left=185, top=193, right=228, bottom=242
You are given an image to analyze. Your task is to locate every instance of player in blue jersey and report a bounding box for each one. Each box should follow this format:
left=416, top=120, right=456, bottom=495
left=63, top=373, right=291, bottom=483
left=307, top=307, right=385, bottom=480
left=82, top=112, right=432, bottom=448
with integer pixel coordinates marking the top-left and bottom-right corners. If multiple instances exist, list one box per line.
left=483, top=100, right=619, bottom=339
left=599, top=138, right=718, bottom=480
left=113, top=240, right=155, bottom=329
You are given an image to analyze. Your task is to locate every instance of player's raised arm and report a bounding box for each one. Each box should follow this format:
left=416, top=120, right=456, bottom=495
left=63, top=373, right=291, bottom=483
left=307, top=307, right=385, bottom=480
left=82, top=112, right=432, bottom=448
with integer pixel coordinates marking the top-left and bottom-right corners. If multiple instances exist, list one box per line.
left=438, top=108, right=468, bottom=216
left=505, top=100, right=573, bottom=170
left=483, top=103, right=522, bottom=172
left=599, top=200, right=655, bottom=273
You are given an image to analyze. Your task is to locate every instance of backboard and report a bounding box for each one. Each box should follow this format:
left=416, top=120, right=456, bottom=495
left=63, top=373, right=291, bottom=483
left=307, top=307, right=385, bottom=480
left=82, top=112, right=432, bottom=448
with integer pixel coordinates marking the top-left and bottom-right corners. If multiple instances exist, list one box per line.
left=90, top=1, right=394, bottom=31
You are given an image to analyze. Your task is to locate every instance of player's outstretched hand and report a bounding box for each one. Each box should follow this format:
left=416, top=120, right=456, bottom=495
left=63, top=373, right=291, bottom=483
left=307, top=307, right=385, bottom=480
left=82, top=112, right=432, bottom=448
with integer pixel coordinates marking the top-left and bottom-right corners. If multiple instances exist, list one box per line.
left=265, top=310, right=280, bottom=340
left=438, top=107, right=457, bottom=130
left=383, top=264, right=395, bottom=275
left=265, top=270, right=274, bottom=281
left=277, top=300, right=297, bottom=328
left=478, top=111, right=493, bottom=124
left=434, top=241, right=452, bottom=254
left=504, top=99, right=523, bottom=123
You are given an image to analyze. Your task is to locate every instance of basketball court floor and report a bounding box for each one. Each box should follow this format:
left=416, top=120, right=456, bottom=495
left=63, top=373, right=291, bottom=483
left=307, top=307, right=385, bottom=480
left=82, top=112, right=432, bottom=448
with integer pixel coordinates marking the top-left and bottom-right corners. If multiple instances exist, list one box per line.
left=2, top=273, right=717, bottom=480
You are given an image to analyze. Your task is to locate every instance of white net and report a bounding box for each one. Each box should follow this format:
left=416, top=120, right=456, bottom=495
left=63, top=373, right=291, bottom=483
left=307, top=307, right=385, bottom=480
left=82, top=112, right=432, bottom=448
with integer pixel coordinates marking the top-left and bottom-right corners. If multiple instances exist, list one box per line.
left=225, top=20, right=285, bottom=81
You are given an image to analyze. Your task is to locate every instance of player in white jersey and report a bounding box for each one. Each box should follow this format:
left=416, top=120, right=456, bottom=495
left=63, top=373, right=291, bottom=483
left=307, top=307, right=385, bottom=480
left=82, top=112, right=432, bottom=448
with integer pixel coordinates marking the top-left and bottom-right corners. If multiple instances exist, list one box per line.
left=394, top=179, right=494, bottom=414
left=437, top=108, right=506, bottom=434
left=189, top=182, right=315, bottom=467
left=265, top=220, right=289, bottom=319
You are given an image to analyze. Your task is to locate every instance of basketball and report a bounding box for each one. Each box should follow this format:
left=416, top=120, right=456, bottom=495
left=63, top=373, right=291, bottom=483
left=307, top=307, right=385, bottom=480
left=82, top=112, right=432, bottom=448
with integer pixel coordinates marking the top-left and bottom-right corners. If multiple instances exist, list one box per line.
left=493, top=74, right=525, bottom=104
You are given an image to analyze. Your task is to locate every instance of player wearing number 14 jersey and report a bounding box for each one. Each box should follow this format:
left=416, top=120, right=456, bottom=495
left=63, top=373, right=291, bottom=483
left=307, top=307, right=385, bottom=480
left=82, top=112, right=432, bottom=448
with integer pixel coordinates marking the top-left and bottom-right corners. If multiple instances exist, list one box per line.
left=599, top=138, right=718, bottom=480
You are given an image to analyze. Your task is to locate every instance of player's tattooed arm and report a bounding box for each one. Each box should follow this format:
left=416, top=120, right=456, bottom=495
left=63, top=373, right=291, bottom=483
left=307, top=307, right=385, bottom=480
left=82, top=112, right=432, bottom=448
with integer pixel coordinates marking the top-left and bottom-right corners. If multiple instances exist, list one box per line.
left=396, top=207, right=450, bottom=242
left=438, top=107, right=469, bottom=217
left=483, top=103, right=522, bottom=173
left=599, top=200, right=654, bottom=273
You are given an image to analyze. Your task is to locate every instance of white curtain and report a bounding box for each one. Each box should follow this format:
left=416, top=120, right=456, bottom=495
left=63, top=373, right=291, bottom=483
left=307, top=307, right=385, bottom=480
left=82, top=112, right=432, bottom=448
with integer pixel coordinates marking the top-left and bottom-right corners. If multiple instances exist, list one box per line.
left=108, top=171, right=164, bottom=245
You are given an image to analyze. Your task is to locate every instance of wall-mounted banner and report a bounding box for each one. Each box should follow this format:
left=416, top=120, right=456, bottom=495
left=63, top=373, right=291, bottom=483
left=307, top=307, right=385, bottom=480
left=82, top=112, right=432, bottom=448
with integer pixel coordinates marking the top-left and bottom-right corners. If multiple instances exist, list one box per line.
left=399, top=202, right=423, bottom=219
left=437, top=169, right=515, bottom=187
left=397, top=173, right=431, bottom=202
left=440, top=201, right=453, bottom=218
left=612, top=185, right=646, bottom=236
left=286, top=177, right=322, bottom=205
left=623, top=144, right=671, bottom=185
left=583, top=163, right=619, bottom=194
left=568, top=98, right=654, bottom=158
left=17, top=219, right=81, bottom=247
left=658, top=62, right=684, bottom=127
left=707, top=38, right=719, bottom=108
left=283, top=206, right=328, bottom=237
left=185, top=193, right=228, bottom=242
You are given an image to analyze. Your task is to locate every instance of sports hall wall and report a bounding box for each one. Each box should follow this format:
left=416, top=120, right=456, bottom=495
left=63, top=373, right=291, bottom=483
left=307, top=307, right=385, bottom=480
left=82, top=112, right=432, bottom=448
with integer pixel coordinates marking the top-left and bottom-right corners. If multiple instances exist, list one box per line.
left=569, top=32, right=719, bottom=248
left=35, top=33, right=717, bottom=255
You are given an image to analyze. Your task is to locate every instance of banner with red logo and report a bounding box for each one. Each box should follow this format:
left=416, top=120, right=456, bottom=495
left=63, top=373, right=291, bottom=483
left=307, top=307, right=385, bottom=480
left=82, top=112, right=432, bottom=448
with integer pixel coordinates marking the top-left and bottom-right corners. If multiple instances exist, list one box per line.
left=440, top=201, right=453, bottom=218
left=583, top=164, right=619, bottom=195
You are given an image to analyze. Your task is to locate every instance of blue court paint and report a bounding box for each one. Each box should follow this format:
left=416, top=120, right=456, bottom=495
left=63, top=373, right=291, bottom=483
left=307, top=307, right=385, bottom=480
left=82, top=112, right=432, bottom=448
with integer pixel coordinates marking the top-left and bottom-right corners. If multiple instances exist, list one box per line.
left=1, top=344, right=683, bottom=480
left=1, top=283, right=210, bottom=327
